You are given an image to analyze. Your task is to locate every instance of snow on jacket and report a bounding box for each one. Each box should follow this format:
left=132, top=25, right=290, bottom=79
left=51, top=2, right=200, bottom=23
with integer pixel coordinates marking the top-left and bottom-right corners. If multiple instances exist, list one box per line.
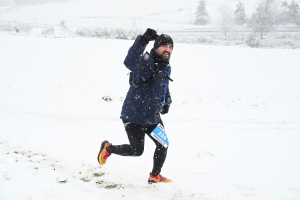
left=120, top=35, right=172, bottom=126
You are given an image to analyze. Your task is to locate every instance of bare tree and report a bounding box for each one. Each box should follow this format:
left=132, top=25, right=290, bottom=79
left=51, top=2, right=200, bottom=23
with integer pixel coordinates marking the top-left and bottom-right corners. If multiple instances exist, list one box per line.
left=218, top=3, right=234, bottom=40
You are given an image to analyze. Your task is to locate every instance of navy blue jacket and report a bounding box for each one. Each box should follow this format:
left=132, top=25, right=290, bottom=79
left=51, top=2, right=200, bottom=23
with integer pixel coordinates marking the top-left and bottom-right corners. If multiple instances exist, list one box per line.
left=120, top=35, right=172, bottom=126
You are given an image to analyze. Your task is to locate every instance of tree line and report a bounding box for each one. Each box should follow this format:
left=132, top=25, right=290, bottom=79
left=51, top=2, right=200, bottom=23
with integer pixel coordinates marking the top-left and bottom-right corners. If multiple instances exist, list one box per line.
left=195, top=0, right=300, bottom=39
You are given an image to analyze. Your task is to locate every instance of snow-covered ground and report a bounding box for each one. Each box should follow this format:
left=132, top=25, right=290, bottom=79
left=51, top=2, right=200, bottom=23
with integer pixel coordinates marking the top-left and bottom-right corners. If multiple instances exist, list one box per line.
left=1, top=0, right=300, bottom=199
left=1, top=33, right=300, bottom=200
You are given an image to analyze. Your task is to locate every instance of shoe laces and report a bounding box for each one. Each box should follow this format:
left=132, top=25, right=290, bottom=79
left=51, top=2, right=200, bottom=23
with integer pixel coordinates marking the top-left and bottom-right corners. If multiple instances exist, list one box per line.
left=157, top=174, right=167, bottom=181
left=151, top=173, right=167, bottom=181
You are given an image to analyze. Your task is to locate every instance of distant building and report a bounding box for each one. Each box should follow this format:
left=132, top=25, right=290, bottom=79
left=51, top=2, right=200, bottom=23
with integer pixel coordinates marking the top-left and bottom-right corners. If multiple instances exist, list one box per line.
left=0, top=0, right=15, bottom=6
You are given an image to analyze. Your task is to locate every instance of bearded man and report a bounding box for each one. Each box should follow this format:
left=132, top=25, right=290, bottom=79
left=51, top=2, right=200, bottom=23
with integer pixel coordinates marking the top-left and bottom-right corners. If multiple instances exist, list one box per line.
left=98, top=28, right=174, bottom=184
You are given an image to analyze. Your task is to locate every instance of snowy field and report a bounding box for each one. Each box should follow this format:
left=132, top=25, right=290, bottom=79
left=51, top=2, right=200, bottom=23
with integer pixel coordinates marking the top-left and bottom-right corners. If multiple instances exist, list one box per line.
left=1, top=32, right=300, bottom=200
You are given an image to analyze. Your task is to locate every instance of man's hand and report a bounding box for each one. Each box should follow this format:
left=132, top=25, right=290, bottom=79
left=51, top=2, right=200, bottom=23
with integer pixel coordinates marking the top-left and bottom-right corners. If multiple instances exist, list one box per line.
left=160, top=104, right=170, bottom=115
left=142, top=28, right=158, bottom=42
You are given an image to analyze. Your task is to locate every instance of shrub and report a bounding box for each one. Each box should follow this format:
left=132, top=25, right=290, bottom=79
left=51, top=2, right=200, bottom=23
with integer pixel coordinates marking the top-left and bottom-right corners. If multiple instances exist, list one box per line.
left=245, top=35, right=260, bottom=47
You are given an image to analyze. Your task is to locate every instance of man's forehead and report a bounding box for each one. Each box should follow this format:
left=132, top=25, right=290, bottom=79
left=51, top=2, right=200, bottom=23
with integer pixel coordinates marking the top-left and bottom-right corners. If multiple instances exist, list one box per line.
left=160, top=44, right=173, bottom=48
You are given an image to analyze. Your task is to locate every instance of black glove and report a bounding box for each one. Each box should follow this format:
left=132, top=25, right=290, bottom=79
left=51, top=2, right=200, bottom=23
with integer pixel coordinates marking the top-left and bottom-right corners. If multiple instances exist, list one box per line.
left=142, top=28, right=158, bottom=42
left=160, top=104, right=170, bottom=115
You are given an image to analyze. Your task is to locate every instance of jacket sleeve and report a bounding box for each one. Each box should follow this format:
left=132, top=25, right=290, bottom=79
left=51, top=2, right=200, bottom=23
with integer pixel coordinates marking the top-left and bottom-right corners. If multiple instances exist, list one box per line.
left=124, top=35, right=153, bottom=84
left=166, top=67, right=172, bottom=104
left=163, top=86, right=171, bottom=105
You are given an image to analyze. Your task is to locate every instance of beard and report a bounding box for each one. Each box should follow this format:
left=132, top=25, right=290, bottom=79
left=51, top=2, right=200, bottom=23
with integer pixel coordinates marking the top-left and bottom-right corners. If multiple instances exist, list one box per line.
left=160, top=51, right=171, bottom=61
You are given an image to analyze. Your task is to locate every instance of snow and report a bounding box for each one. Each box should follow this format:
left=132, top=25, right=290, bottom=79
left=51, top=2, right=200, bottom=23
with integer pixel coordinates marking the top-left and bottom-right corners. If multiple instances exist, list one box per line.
left=0, top=0, right=261, bottom=30
left=1, top=33, right=300, bottom=200
left=1, top=1, right=300, bottom=200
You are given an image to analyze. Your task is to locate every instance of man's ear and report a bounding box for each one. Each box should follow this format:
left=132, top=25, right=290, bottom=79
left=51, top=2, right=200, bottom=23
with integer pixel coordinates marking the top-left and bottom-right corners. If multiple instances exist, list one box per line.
left=155, top=47, right=160, bottom=55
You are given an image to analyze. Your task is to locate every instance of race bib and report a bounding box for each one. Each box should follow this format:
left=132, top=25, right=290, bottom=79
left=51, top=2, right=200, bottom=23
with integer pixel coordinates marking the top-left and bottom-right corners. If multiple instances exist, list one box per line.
left=151, top=123, right=169, bottom=148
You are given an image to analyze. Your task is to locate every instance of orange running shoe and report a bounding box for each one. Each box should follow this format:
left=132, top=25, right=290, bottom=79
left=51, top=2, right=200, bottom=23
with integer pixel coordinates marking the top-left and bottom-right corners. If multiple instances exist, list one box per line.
left=97, top=140, right=111, bottom=165
left=148, top=173, right=172, bottom=184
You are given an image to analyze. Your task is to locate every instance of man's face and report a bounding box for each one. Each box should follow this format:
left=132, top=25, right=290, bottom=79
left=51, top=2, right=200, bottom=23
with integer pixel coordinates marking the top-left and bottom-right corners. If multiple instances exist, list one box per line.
left=155, top=44, right=173, bottom=61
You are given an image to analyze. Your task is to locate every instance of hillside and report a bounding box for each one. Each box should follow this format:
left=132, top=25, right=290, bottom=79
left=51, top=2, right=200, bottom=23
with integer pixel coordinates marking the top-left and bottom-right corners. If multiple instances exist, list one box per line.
left=0, top=0, right=260, bottom=29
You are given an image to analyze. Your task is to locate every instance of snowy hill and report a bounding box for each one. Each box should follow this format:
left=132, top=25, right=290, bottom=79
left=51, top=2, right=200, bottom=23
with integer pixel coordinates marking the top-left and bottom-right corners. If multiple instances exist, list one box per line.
left=1, top=32, right=300, bottom=199
left=2, top=0, right=300, bottom=49
left=0, top=0, right=260, bottom=29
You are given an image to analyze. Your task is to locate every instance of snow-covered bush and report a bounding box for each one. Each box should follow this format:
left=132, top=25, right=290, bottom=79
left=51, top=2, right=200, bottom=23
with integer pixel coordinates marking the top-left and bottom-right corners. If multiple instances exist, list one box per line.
left=76, top=28, right=91, bottom=37
left=76, top=28, right=141, bottom=40
left=127, top=29, right=141, bottom=40
left=42, top=27, right=55, bottom=35
left=271, top=32, right=300, bottom=41
left=0, top=22, right=34, bottom=33
left=244, top=33, right=300, bottom=49
left=113, top=28, right=128, bottom=39
left=40, top=26, right=73, bottom=38
left=259, top=38, right=300, bottom=49
left=92, top=28, right=112, bottom=38
left=2, top=22, right=299, bottom=49
left=245, top=35, right=260, bottom=48
left=196, top=36, right=213, bottom=44
left=0, top=23, right=13, bottom=32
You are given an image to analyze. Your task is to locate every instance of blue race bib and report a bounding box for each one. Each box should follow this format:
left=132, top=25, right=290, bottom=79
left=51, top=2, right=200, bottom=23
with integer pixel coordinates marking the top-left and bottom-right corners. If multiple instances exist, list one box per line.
left=151, top=123, right=169, bottom=148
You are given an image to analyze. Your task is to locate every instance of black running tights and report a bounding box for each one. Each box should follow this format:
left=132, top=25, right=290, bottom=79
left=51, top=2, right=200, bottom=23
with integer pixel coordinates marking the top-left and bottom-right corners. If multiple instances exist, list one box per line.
left=107, top=120, right=168, bottom=176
